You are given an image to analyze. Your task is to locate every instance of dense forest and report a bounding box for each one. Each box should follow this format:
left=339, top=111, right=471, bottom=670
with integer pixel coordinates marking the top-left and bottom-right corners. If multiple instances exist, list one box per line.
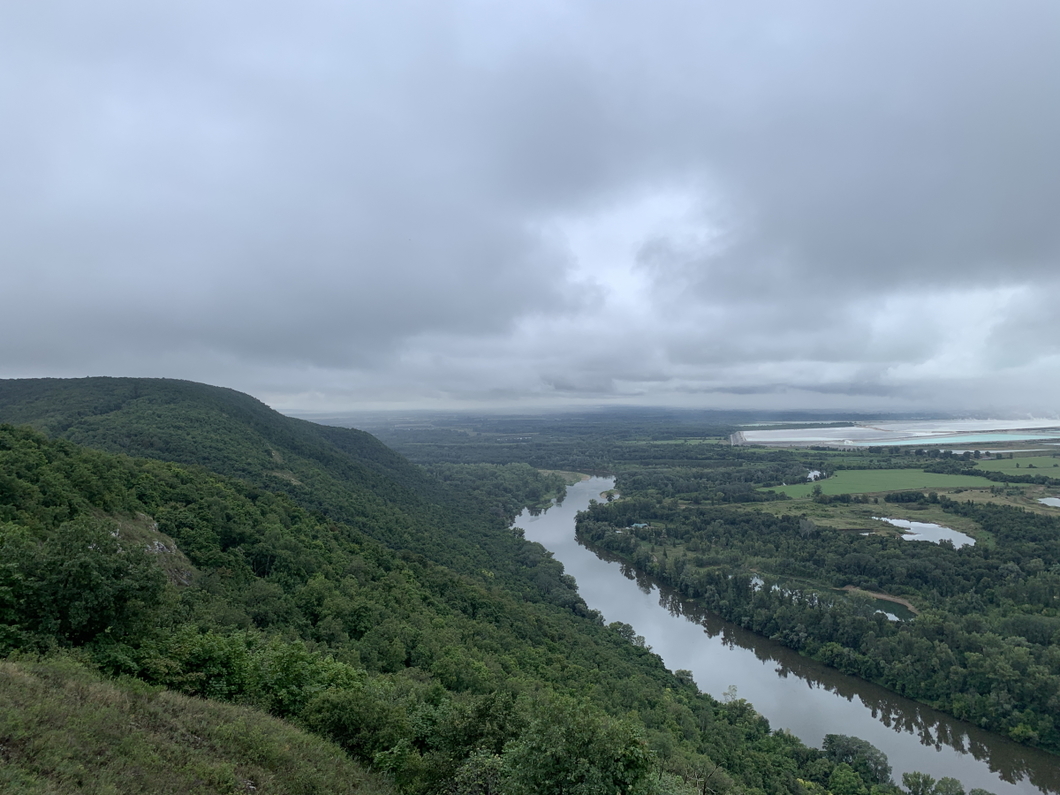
left=371, top=410, right=1060, bottom=765
left=0, top=377, right=974, bottom=795
left=578, top=498, right=1060, bottom=749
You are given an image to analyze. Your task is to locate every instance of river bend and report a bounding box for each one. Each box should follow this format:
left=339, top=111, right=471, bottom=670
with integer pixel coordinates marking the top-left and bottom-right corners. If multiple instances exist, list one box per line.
left=515, top=477, right=1059, bottom=795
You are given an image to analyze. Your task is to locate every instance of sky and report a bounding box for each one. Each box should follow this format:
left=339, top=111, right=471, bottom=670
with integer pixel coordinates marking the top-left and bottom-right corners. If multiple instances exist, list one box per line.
left=3, top=1, right=1059, bottom=415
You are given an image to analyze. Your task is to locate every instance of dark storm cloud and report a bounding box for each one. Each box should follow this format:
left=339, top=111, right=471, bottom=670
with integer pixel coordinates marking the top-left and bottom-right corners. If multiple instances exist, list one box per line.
left=2, top=1, right=1058, bottom=411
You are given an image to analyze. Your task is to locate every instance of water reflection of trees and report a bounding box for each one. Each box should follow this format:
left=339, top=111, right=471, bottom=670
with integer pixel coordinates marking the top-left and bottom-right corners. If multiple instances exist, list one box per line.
left=584, top=540, right=1060, bottom=794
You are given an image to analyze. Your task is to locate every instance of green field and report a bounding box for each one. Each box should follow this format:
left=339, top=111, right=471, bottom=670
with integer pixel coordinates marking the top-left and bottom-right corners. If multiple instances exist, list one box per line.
left=767, top=468, right=993, bottom=498
left=977, top=455, right=1060, bottom=474
left=620, top=438, right=725, bottom=445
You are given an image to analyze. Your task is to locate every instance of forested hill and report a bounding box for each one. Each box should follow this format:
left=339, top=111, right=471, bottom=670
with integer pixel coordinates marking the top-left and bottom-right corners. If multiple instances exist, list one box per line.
left=0, top=386, right=899, bottom=795
left=0, top=377, right=436, bottom=499
left=0, top=377, right=421, bottom=489
left=0, top=377, right=579, bottom=607
left=0, top=378, right=974, bottom=794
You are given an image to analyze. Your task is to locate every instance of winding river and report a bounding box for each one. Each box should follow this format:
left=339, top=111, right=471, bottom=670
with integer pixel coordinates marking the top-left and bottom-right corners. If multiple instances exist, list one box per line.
left=515, top=477, right=1059, bottom=795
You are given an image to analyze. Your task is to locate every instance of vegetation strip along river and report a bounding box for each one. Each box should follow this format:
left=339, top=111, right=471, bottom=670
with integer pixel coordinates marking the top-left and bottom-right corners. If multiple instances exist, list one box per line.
left=516, top=477, right=1060, bottom=795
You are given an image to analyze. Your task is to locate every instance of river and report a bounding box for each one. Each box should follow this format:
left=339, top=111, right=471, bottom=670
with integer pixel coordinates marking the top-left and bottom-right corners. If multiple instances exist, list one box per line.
left=515, top=477, right=1059, bottom=795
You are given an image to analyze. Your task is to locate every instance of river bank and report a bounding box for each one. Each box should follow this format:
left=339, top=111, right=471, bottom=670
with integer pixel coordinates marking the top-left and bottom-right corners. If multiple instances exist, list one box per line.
left=516, top=477, right=1060, bottom=795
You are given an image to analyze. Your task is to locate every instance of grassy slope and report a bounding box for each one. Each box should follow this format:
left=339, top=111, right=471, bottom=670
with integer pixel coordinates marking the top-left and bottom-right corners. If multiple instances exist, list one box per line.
left=0, top=657, right=393, bottom=795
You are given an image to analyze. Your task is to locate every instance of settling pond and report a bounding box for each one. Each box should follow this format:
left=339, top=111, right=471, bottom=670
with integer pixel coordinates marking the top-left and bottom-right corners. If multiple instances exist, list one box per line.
left=516, top=477, right=1059, bottom=795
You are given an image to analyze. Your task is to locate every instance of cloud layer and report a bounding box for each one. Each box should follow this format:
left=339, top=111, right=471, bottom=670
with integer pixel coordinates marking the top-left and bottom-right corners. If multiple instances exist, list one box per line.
left=3, top=1, right=1059, bottom=413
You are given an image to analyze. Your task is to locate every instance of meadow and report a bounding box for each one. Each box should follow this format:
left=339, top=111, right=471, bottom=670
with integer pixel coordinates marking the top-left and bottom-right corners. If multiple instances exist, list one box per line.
left=751, top=498, right=988, bottom=537
left=976, top=455, right=1060, bottom=474
left=767, top=468, right=992, bottom=499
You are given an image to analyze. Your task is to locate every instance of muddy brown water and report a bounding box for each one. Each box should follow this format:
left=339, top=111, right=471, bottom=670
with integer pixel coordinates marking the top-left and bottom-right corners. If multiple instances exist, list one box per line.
left=516, top=477, right=1060, bottom=795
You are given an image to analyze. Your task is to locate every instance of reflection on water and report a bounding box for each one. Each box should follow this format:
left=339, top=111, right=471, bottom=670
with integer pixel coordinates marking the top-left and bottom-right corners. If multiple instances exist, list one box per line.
left=516, top=477, right=1060, bottom=795
left=1039, top=497, right=1060, bottom=508
left=650, top=573, right=1059, bottom=794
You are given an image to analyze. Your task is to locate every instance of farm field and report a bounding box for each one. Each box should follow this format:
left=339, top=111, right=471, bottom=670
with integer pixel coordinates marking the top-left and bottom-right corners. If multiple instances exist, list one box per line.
left=619, top=438, right=725, bottom=445
left=767, top=468, right=991, bottom=498
left=976, top=455, right=1060, bottom=474
left=754, top=475, right=1060, bottom=538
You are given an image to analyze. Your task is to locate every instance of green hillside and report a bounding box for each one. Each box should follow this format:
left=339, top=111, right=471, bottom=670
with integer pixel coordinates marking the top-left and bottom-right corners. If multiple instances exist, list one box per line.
left=0, top=377, right=581, bottom=610
left=0, top=378, right=935, bottom=794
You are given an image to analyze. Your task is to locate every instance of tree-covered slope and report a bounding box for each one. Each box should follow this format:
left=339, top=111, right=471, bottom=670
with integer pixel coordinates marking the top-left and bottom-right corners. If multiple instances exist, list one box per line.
left=0, top=421, right=843, bottom=795
left=0, top=377, right=579, bottom=609
left=0, top=410, right=913, bottom=794
left=0, top=376, right=443, bottom=500
left=0, top=380, right=973, bottom=794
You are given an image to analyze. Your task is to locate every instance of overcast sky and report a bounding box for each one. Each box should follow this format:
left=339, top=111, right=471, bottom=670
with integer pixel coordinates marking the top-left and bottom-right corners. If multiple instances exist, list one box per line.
left=3, top=2, right=1059, bottom=414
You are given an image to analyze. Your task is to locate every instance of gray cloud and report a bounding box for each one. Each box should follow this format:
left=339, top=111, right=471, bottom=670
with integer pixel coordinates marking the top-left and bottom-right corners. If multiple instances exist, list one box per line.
left=2, top=1, right=1059, bottom=413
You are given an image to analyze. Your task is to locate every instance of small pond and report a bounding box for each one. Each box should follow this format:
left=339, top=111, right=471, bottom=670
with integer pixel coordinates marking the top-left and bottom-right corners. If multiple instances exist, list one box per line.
left=874, top=517, right=976, bottom=549
left=1038, top=497, right=1060, bottom=508
left=868, top=596, right=918, bottom=622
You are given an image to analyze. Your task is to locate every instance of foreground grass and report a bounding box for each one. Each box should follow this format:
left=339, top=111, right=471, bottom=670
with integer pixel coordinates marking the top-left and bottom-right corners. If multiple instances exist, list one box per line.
left=0, top=657, right=393, bottom=795
left=767, top=468, right=991, bottom=499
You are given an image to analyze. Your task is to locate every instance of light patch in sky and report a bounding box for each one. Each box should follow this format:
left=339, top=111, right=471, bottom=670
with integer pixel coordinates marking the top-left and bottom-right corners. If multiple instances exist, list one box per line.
left=558, top=185, right=719, bottom=310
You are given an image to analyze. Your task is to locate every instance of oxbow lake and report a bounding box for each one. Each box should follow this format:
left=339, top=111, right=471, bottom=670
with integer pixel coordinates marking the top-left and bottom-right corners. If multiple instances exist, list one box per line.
left=515, top=477, right=1060, bottom=795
